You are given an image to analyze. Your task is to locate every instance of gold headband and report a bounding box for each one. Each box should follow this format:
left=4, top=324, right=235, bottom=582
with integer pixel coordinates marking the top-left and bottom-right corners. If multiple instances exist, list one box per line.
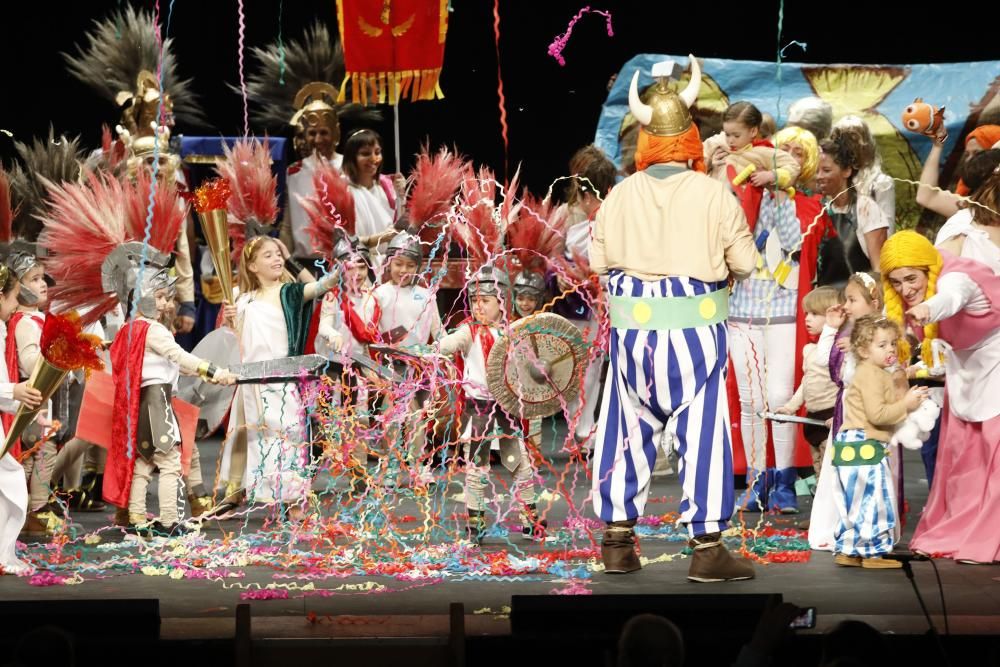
left=243, top=236, right=268, bottom=261
left=852, top=271, right=878, bottom=300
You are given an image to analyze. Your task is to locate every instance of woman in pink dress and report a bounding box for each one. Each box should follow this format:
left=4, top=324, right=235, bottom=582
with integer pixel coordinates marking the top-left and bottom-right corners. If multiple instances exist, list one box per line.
left=880, top=230, right=1000, bottom=564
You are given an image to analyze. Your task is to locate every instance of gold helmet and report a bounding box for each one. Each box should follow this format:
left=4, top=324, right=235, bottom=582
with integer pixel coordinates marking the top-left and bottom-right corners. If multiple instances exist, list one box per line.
left=116, top=71, right=175, bottom=138
left=628, top=55, right=702, bottom=137
left=290, top=82, right=341, bottom=144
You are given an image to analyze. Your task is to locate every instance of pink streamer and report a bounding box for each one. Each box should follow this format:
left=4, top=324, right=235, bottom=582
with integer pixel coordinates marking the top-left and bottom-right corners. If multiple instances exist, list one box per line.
left=237, top=0, right=249, bottom=136
left=547, top=6, right=614, bottom=67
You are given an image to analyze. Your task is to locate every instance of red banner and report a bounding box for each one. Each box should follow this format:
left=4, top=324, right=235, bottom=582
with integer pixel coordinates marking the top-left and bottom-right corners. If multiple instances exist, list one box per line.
left=336, top=0, right=449, bottom=104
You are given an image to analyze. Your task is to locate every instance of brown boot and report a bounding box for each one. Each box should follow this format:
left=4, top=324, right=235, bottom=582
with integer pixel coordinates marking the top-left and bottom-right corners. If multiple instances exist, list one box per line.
left=188, top=495, right=212, bottom=519
left=602, top=521, right=641, bottom=574
left=686, top=532, right=755, bottom=583
left=20, top=511, right=54, bottom=538
left=113, top=506, right=130, bottom=527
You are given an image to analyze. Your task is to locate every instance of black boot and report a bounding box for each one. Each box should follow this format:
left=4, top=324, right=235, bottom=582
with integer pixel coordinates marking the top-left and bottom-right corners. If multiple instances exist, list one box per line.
left=521, top=503, right=548, bottom=541
left=602, top=520, right=641, bottom=574
left=76, top=471, right=107, bottom=512
left=466, top=509, right=487, bottom=546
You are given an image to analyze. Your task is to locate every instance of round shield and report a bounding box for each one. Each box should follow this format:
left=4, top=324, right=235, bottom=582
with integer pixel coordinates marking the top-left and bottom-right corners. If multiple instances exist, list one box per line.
left=176, top=327, right=240, bottom=436
left=487, top=312, right=588, bottom=419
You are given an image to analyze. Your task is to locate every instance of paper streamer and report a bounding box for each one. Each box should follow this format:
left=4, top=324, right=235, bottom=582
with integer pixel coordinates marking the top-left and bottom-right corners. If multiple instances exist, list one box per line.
left=547, top=6, right=614, bottom=67
left=237, top=0, right=249, bottom=136
left=492, top=0, right=508, bottom=181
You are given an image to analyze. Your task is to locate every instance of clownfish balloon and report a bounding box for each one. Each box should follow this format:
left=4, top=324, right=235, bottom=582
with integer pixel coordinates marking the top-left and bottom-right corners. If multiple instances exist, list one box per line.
left=901, top=98, right=946, bottom=137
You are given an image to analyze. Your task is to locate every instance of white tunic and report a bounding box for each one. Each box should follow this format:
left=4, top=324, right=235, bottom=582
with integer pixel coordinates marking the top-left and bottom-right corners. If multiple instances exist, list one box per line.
left=316, top=284, right=378, bottom=359
left=372, top=283, right=443, bottom=349
left=221, top=292, right=310, bottom=503
left=437, top=323, right=499, bottom=401
left=0, top=322, right=30, bottom=574
left=349, top=180, right=395, bottom=264
left=935, top=209, right=1000, bottom=275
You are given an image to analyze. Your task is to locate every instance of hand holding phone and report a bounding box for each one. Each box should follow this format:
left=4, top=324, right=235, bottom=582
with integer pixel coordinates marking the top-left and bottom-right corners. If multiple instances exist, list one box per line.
left=788, top=607, right=817, bottom=629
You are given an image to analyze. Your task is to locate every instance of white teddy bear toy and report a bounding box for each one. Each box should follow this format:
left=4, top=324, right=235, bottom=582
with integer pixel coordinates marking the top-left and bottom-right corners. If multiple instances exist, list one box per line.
left=890, top=398, right=941, bottom=450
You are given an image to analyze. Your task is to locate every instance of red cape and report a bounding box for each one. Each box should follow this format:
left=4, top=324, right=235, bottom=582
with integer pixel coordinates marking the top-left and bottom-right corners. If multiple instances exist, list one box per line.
left=102, top=320, right=150, bottom=508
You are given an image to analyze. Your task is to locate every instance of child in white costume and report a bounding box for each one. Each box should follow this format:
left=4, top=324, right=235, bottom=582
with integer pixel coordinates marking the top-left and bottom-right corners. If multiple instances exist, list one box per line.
left=220, top=237, right=337, bottom=516
left=436, top=266, right=544, bottom=545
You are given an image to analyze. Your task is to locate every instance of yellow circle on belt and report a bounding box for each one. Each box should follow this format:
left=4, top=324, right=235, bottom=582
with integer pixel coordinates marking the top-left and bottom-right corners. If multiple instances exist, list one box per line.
left=632, top=301, right=652, bottom=324
left=840, top=445, right=856, bottom=462
left=699, top=297, right=717, bottom=320
left=859, top=443, right=876, bottom=461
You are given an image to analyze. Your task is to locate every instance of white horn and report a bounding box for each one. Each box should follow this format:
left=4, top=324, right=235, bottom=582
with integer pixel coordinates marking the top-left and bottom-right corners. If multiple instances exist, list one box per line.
left=679, top=54, right=701, bottom=108
left=628, top=71, right=653, bottom=127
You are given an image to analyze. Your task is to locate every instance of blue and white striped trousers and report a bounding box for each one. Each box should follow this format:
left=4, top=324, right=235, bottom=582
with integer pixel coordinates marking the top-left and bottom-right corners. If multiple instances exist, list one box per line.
left=832, top=429, right=896, bottom=557
left=592, top=272, right=734, bottom=537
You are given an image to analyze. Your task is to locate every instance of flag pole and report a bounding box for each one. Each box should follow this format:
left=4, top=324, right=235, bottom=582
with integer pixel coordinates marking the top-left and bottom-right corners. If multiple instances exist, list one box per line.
left=394, top=103, right=401, bottom=174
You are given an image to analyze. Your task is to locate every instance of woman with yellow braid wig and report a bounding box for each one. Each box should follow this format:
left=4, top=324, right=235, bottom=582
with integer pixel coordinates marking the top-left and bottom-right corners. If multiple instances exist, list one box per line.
left=879, top=231, right=943, bottom=368
left=880, top=229, right=1000, bottom=564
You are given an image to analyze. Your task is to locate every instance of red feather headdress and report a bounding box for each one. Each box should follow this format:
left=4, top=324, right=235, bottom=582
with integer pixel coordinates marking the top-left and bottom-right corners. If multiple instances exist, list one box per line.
left=0, top=167, right=16, bottom=246
left=215, top=138, right=279, bottom=259
left=405, top=145, right=467, bottom=244
left=38, top=171, right=184, bottom=324
left=453, top=166, right=505, bottom=270
left=297, top=158, right=355, bottom=260
left=506, top=192, right=567, bottom=273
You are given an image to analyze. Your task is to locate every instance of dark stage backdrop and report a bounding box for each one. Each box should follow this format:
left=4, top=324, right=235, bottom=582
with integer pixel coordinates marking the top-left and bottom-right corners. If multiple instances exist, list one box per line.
left=1, top=0, right=994, bottom=197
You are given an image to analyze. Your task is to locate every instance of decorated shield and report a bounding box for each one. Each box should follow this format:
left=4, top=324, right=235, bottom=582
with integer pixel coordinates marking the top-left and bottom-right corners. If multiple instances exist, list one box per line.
left=176, top=327, right=240, bottom=436
left=487, top=313, right=588, bottom=419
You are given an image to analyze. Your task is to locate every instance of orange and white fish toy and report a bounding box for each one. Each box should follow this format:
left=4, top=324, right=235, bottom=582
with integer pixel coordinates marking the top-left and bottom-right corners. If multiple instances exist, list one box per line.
left=901, top=98, right=946, bottom=138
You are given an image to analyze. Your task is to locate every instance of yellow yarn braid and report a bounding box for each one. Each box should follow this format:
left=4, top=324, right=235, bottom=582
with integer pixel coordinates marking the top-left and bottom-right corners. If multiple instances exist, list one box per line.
left=879, top=230, right=942, bottom=366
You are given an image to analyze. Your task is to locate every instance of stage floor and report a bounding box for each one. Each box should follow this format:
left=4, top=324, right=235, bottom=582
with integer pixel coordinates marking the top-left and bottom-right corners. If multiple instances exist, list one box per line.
left=3, top=433, right=999, bottom=640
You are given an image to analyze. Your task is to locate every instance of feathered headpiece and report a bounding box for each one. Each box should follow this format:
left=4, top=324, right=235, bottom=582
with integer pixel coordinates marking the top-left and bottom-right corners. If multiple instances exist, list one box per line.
left=242, top=20, right=381, bottom=156
left=296, top=158, right=356, bottom=260
left=82, top=125, right=129, bottom=179
left=453, top=166, right=505, bottom=269
left=243, top=21, right=345, bottom=131
left=0, top=167, right=16, bottom=247
left=214, top=138, right=279, bottom=259
left=506, top=192, right=567, bottom=273
left=405, top=145, right=468, bottom=243
left=63, top=5, right=204, bottom=128
left=38, top=171, right=184, bottom=324
left=7, top=128, right=84, bottom=242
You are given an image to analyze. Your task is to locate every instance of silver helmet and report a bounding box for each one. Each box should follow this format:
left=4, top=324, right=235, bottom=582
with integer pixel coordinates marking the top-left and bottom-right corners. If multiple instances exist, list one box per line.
left=101, top=242, right=175, bottom=318
left=513, top=270, right=547, bottom=300
left=4, top=251, right=42, bottom=306
left=386, top=232, right=422, bottom=263
left=333, top=233, right=370, bottom=264
left=467, top=264, right=510, bottom=299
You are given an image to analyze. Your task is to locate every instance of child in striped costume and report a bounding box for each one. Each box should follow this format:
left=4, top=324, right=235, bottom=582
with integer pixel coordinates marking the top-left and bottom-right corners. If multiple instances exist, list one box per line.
left=832, top=315, right=927, bottom=568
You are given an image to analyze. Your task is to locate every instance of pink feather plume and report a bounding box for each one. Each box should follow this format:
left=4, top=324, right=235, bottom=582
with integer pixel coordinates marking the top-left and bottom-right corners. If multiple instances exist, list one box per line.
left=38, top=172, right=130, bottom=324
left=454, top=166, right=504, bottom=268
left=39, top=171, right=185, bottom=325
left=406, top=145, right=467, bottom=243
left=0, top=167, right=15, bottom=245
left=298, top=158, right=355, bottom=259
left=507, top=192, right=567, bottom=273
left=216, top=138, right=279, bottom=259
